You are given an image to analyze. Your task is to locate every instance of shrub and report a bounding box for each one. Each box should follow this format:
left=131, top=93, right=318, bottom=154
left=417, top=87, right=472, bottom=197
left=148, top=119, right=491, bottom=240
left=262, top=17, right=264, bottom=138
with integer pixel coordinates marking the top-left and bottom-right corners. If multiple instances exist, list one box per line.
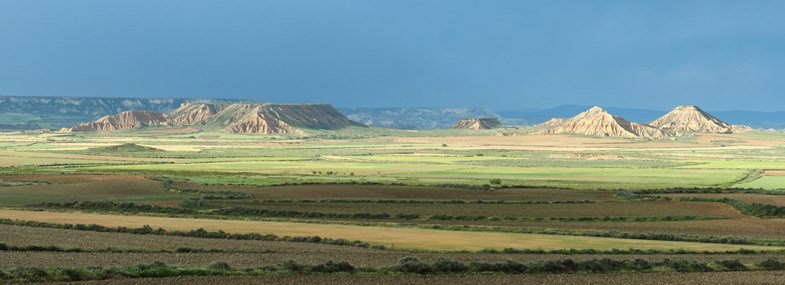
left=626, top=259, right=653, bottom=271
left=756, top=258, right=784, bottom=270
left=716, top=259, right=746, bottom=271
left=489, top=179, right=502, bottom=185
left=55, top=268, right=85, bottom=282
left=663, top=259, right=713, bottom=272
left=395, top=257, right=432, bottom=274
left=432, top=257, right=468, bottom=273
left=179, top=198, right=208, bottom=209
left=578, top=258, right=626, bottom=273
left=468, top=260, right=527, bottom=273
left=281, top=260, right=305, bottom=272
left=128, top=261, right=176, bottom=278
left=207, top=261, right=231, bottom=271
left=175, top=247, right=195, bottom=253
left=312, top=260, right=355, bottom=273
left=10, top=267, right=50, bottom=282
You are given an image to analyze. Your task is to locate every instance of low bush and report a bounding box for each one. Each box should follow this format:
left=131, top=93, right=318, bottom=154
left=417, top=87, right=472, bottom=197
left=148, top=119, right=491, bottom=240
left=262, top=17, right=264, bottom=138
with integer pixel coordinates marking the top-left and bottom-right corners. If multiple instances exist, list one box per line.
left=756, top=258, right=784, bottom=270
left=206, top=261, right=231, bottom=271
left=395, top=257, right=433, bottom=274
left=716, top=259, right=747, bottom=271
left=432, top=257, right=468, bottom=273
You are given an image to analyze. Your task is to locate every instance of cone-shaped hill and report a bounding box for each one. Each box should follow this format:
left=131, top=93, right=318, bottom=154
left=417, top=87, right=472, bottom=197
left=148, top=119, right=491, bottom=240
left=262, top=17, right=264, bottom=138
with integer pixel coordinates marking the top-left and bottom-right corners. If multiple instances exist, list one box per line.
left=650, top=105, right=734, bottom=134
left=540, top=106, right=664, bottom=139
left=452, top=118, right=501, bottom=130
left=64, top=102, right=363, bottom=134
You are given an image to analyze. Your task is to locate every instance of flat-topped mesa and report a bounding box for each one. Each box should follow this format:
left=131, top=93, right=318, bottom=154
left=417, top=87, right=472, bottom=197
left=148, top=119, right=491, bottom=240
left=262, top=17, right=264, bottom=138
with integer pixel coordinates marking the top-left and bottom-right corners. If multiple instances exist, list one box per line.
left=540, top=106, right=664, bottom=139
left=650, top=105, right=734, bottom=134
left=452, top=118, right=501, bottom=130
left=213, top=103, right=360, bottom=134
left=65, top=102, right=361, bottom=134
left=66, top=110, right=168, bottom=132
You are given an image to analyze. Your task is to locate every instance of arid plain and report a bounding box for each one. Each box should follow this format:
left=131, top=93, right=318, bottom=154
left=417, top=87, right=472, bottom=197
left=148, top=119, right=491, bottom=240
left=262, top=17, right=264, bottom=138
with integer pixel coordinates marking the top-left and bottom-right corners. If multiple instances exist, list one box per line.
left=4, top=114, right=785, bottom=283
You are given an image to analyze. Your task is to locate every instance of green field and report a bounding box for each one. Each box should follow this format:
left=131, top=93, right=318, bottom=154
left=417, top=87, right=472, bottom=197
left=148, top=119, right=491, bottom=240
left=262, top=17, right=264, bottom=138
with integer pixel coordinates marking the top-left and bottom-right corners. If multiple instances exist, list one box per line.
left=736, top=176, right=785, bottom=190
left=4, top=130, right=785, bottom=283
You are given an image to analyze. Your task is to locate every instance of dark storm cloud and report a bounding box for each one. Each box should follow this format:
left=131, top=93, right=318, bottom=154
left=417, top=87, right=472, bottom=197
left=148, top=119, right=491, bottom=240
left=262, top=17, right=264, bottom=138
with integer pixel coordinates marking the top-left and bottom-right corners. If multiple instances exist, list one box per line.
left=0, top=0, right=783, bottom=111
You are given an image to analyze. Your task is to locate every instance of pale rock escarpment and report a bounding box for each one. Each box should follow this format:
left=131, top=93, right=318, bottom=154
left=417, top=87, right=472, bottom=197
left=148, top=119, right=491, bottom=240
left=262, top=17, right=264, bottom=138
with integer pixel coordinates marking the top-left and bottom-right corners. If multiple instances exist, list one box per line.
left=227, top=107, right=300, bottom=134
left=66, top=111, right=168, bottom=132
left=65, top=102, right=361, bottom=134
left=538, top=118, right=568, bottom=127
left=452, top=118, right=501, bottom=130
left=650, top=105, right=739, bottom=134
left=169, top=103, right=225, bottom=126
left=540, top=106, right=664, bottom=139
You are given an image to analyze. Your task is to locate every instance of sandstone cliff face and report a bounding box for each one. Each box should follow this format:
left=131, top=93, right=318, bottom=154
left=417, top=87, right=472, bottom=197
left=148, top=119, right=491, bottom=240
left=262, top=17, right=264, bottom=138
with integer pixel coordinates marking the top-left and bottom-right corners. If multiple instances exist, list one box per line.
left=67, top=111, right=168, bottom=132
left=169, top=103, right=226, bottom=126
left=538, top=118, right=567, bottom=127
left=452, top=118, right=501, bottom=130
left=540, top=106, right=664, bottom=138
left=266, top=104, right=357, bottom=130
left=226, top=108, right=300, bottom=134
left=66, top=102, right=360, bottom=134
left=650, top=105, right=734, bottom=134
left=221, top=104, right=357, bottom=134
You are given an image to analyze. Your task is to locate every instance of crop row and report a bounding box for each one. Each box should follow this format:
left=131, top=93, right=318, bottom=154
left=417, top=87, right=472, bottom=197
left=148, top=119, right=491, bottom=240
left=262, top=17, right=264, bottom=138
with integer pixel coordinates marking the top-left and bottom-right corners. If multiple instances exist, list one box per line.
left=0, top=219, right=383, bottom=250
left=3, top=257, right=785, bottom=283
left=34, top=201, right=778, bottom=246
left=41, top=201, right=715, bottom=223
left=675, top=197, right=785, bottom=218
left=0, top=242, right=278, bottom=254
left=246, top=199, right=596, bottom=204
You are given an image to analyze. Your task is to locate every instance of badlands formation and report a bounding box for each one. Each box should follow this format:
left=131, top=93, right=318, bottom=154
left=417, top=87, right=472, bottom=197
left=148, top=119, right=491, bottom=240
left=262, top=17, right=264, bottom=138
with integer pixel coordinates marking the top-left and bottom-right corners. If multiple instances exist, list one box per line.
left=650, top=105, right=747, bottom=134
left=63, top=103, right=360, bottom=134
left=62, top=101, right=748, bottom=139
left=64, top=111, right=168, bottom=133
left=540, top=105, right=747, bottom=138
left=540, top=106, right=664, bottom=138
left=452, top=118, right=502, bottom=130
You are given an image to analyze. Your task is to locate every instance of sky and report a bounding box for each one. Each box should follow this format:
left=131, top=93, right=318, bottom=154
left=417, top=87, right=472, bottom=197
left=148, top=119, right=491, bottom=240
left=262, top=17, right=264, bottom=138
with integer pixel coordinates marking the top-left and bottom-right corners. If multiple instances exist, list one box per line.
left=1, top=1, right=784, bottom=111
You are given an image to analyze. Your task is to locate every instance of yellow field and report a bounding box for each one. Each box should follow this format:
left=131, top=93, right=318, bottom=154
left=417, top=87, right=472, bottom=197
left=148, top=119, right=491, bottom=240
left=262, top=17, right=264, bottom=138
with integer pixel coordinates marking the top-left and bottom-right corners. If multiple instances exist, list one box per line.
left=0, top=209, right=780, bottom=252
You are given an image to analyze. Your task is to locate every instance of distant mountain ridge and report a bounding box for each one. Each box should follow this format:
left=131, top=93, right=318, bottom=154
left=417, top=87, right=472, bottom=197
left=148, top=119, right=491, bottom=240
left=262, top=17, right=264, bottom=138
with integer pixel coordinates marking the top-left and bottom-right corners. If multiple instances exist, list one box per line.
left=0, top=96, right=229, bottom=130
left=339, top=107, right=501, bottom=130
